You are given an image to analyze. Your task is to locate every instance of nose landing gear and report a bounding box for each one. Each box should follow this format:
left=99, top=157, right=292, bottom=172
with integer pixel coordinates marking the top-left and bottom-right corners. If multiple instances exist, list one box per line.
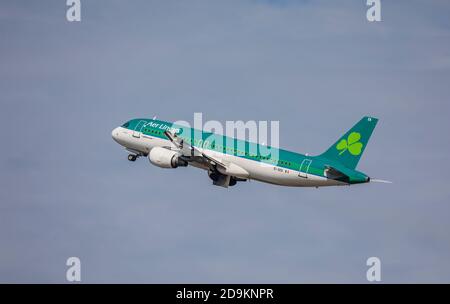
left=128, top=154, right=138, bottom=162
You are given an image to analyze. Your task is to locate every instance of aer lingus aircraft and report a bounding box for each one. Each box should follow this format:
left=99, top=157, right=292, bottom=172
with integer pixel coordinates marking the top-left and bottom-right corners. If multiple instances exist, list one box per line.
left=112, top=116, right=385, bottom=188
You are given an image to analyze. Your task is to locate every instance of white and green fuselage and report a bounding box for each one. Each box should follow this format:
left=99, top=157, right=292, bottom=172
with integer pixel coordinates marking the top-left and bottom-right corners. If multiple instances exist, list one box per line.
left=112, top=117, right=378, bottom=188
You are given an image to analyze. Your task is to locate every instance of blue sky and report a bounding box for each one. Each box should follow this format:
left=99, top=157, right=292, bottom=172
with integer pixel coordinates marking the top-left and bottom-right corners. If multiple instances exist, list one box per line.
left=1, top=0, right=450, bottom=283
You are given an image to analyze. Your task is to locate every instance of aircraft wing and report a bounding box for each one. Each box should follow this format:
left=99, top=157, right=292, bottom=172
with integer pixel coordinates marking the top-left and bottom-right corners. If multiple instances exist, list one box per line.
left=163, top=130, right=228, bottom=170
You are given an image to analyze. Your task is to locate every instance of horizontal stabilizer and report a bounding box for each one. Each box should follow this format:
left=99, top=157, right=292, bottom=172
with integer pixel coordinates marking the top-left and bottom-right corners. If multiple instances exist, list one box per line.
left=324, top=166, right=350, bottom=184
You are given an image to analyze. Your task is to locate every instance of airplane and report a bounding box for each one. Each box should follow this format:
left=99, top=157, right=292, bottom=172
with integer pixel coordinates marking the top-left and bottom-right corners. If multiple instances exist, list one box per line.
left=112, top=116, right=387, bottom=188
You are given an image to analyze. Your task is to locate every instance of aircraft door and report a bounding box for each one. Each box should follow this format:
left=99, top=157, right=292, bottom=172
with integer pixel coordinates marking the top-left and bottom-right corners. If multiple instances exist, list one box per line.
left=298, top=159, right=312, bottom=178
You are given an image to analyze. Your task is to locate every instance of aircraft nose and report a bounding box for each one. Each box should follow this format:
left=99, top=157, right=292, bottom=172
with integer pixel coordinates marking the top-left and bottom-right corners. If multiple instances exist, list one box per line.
left=112, top=127, right=120, bottom=142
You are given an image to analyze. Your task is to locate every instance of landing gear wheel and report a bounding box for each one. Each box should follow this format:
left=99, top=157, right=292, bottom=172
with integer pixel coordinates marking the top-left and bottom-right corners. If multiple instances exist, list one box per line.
left=128, top=154, right=137, bottom=162
left=208, top=170, right=219, bottom=181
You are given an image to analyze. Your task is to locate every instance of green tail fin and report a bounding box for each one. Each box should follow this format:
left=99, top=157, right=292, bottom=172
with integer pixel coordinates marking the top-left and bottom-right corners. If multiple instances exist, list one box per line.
left=319, top=116, right=378, bottom=169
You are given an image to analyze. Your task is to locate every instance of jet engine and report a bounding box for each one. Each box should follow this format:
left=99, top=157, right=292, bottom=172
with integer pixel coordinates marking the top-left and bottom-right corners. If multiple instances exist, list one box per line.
left=148, top=147, right=187, bottom=168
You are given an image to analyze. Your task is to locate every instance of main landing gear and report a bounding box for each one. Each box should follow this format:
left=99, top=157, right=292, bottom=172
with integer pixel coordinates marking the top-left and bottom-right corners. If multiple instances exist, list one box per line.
left=128, top=154, right=138, bottom=162
left=208, top=169, right=243, bottom=187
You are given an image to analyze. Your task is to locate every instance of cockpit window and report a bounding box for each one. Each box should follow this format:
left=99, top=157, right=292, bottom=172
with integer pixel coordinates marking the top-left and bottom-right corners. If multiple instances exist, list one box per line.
left=122, top=121, right=130, bottom=128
